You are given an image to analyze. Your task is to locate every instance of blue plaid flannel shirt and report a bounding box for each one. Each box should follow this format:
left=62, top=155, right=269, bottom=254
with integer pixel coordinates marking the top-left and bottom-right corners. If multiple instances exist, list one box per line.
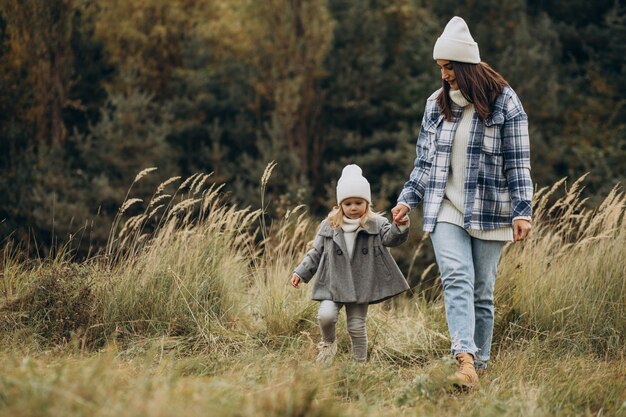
left=398, top=87, right=533, bottom=232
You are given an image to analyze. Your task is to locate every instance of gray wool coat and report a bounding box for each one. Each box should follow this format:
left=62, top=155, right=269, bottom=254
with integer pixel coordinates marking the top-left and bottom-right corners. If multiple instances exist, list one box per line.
left=293, top=215, right=410, bottom=304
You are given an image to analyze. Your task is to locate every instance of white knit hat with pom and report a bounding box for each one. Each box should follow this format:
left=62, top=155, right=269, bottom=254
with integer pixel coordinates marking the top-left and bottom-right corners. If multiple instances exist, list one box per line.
left=336, top=164, right=371, bottom=204
left=433, top=16, right=481, bottom=64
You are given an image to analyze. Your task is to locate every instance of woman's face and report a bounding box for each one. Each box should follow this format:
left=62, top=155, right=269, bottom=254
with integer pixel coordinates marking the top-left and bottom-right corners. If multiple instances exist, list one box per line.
left=436, top=60, right=458, bottom=90
left=341, top=197, right=368, bottom=220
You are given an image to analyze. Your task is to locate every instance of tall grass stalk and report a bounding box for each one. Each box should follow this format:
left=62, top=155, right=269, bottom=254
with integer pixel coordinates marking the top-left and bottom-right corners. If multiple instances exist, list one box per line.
left=252, top=204, right=318, bottom=337
left=367, top=297, right=449, bottom=366
left=497, top=178, right=625, bottom=354
left=105, top=167, right=158, bottom=258
left=1, top=172, right=625, bottom=416
left=95, top=177, right=261, bottom=345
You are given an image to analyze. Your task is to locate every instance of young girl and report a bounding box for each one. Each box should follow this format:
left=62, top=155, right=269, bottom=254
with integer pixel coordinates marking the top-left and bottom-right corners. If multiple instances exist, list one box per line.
left=290, top=164, right=410, bottom=364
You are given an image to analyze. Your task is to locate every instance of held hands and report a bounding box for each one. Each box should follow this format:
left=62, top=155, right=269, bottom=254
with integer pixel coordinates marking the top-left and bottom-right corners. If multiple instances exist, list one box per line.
left=513, top=219, right=532, bottom=242
left=391, top=204, right=410, bottom=226
left=289, top=273, right=301, bottom=289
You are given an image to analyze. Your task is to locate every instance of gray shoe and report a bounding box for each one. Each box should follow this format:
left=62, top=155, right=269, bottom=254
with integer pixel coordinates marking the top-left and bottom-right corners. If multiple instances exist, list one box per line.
left=316, top=340, right=337, bottom=365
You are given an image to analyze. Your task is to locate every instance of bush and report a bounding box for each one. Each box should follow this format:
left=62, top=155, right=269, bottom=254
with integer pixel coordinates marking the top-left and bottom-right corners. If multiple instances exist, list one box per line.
left=2, top=263, right=93, bottom=343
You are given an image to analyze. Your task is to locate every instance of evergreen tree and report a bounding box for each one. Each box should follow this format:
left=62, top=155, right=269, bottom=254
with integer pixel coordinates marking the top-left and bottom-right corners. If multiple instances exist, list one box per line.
left=232, top=0, right=335, bottom=212
left=319, top=0, right=439, bottom=211
left=67, top=87, right=176, bottom=251
left=549, top=1, right=626, bottom=197
left=0, top=0, right=112, bottom=253
left=0, top=0, right=77, bottom=145
left=165, top=0, right=336, bottom=214
left=0, top=0, right=623, bottom=257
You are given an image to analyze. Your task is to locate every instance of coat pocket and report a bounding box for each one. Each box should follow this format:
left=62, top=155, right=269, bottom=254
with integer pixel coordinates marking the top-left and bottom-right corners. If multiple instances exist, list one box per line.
left=374, top=246, right=392, bottom=281
left=316, top=253, right=328, bottom=284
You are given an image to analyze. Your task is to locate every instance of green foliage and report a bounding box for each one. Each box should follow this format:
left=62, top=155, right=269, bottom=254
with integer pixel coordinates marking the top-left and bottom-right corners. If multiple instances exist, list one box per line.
left=320, top=0, right=439, bottom=211
left=0, top=0, right=112, bottom=253
left=0, top=0, right=624, bottom=260
left=556, top=4, right=626, bottom=200
left=92, top=0, right=204, bottom=100
left=71, top=89, right=175, bottom=213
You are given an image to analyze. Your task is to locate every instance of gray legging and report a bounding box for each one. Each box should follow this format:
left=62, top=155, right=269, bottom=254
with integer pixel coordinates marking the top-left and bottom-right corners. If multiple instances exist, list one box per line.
left=317, top=300, right=369, bottom=362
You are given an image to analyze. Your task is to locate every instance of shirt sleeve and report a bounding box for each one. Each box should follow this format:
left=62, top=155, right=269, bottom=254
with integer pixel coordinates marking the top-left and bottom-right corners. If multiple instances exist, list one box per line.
left=502, top=93, right=533, bottom=219
left=398, top=109, right=435, bottom=208
left=293, top=229, right=325, bottom=283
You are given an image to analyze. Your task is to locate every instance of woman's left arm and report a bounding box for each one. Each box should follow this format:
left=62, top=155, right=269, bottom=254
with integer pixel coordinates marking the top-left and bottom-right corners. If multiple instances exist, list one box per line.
left=501, top=94, right=534, bottom=226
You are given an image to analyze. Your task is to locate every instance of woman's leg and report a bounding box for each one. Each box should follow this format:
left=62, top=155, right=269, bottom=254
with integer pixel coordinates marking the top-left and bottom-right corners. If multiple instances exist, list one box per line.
left=430, top=222, right=478, bottom=357
left=345, top=303, right=369, bottom=362
left=471, top=238, right=505, bottom=369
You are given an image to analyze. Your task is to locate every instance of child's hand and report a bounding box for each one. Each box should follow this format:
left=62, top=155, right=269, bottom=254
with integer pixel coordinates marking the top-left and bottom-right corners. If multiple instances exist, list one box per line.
left=395, top=215, right=409, bottom=226
left=391, top=204, right=410, bottom=225
left=289, top=273, right=301, bottom=289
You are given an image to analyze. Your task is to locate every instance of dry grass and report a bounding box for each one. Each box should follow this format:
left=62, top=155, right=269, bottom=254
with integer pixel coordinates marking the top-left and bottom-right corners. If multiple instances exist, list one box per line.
left=496, top=177, right=626, bottom=355
left=0, top=169, right=624, bottom=416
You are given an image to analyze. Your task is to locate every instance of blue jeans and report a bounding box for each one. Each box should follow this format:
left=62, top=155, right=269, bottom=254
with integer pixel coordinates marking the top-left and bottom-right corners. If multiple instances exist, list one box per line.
left=430, top=222, right=505, bottom=369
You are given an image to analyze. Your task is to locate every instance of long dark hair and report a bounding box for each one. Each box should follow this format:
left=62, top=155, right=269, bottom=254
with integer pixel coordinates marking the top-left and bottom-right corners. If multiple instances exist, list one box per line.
left=437, top=62, right=509, bottom=122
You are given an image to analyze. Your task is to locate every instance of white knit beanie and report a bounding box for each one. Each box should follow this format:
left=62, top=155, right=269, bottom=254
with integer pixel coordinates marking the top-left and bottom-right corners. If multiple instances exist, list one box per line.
left=433, top=16, right=481, bottom=64
left=336, top=164, right=371, bottom=204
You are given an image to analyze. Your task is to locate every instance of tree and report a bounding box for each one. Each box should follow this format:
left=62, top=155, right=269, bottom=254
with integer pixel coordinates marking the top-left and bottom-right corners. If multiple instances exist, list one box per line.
left=0, top=0, right=112, bottom=253
left=93, top=0, right=213, bottom=101
left=557, top=3, right=626, bottom=198
left=318, top=0, right=439, bottom=210
left=430, top=0, right=625, bottom=196
left=166, top=0, right=337, bottom=213
left=66, top=88, right=176, bottom=251
left=0, top=0, right=77, bottom=145
left=224, top=0, right=335, bottom=211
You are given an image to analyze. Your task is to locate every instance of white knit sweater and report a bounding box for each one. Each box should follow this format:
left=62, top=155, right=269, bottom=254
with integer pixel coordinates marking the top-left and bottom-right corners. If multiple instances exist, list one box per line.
left=437, top=89, right=513, bottom=241
left=341, top=217, right=360, bottom=258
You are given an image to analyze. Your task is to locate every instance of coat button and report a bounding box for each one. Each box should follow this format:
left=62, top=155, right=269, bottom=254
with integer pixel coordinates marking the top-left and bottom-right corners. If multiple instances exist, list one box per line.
left=336, top=249, right=343, bottom=255
left=362, top=248, right=368, bottom=255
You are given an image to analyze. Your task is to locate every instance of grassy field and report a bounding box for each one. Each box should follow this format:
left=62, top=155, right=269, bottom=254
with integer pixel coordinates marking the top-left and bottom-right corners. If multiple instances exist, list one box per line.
left=1, top=169, right=625, bottom=417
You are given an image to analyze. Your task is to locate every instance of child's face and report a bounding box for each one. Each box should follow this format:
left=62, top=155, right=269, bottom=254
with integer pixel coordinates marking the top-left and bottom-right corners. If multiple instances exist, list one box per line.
left=341, top=197, right=368, bottom=220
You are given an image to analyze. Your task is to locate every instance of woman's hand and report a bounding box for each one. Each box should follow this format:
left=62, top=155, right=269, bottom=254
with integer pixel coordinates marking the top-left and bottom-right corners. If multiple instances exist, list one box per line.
left=513, top=219, right=532, bottom=242
left=391, top=204, right=410, bottom=226
left=289, top=273, right=301, bottom=289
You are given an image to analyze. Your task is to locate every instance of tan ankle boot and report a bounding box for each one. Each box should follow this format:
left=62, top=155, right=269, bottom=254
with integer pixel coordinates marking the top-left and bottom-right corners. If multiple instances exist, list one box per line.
left=448, top=352, right=479, bottom=388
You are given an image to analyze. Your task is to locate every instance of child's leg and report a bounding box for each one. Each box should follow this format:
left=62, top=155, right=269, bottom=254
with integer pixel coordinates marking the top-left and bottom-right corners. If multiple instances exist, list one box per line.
left=317, top=300, right=341, bottom=342
left=345, top=303, right=369, bottom=362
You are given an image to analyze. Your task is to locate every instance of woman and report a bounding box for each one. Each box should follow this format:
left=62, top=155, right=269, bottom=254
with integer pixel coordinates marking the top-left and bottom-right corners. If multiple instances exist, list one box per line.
left=392, top=16, right=533, bottom=388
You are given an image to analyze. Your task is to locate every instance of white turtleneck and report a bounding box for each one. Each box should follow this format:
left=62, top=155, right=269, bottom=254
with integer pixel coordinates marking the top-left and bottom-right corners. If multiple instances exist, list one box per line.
left=438, top=89, right=513, bottom=241
left=341, top=217, right=360, bottom=258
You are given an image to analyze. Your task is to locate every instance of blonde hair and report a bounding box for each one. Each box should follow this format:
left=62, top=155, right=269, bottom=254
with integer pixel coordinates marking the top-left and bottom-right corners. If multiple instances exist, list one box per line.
left=326, top=199, right=377, bottom=229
